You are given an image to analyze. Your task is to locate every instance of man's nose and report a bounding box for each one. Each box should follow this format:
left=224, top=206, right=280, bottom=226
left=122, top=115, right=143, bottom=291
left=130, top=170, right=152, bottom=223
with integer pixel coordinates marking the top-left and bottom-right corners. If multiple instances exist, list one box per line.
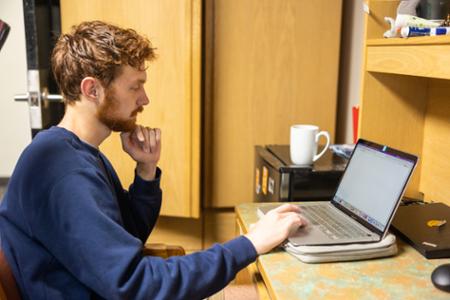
left=139, top=90, right=150, bottom=106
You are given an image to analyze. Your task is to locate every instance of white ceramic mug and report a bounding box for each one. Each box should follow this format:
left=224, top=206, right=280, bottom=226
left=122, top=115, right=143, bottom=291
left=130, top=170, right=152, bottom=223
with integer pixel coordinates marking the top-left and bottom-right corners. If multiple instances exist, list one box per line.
left=290, top=124, right=330, bottom=165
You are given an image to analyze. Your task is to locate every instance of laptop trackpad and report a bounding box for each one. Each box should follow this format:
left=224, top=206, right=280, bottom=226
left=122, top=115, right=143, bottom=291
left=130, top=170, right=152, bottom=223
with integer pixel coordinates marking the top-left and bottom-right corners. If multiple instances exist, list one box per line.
left=288, top=225, right=331, bottom=246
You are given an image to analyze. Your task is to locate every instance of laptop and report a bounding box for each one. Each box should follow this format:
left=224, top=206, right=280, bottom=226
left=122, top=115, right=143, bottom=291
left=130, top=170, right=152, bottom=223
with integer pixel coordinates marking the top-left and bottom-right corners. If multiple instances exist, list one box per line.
left=258, top=139, right=418, bottom=246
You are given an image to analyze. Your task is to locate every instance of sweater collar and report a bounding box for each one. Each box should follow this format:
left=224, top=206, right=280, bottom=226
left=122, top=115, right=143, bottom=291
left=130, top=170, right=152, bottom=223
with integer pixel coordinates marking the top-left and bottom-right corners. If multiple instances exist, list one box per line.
left=50, top=126, right=100, bottom=156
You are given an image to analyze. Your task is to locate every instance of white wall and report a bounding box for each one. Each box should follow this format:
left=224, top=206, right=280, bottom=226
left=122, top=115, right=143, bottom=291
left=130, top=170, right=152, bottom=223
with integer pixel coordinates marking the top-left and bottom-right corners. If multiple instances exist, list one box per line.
left=0, top=0, right=31, bottom=177
left=336, top=0, right=365, bottom=144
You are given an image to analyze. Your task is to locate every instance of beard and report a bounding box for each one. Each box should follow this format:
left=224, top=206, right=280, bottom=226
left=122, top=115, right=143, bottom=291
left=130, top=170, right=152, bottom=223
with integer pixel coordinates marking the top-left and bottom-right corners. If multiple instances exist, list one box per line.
left=97, top=87, right=143, bottom=132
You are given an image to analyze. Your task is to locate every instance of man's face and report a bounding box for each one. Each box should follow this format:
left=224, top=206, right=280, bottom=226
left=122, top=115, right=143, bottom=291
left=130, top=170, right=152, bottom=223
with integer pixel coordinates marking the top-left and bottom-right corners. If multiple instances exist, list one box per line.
left=97, top=65, right=149, bottom=132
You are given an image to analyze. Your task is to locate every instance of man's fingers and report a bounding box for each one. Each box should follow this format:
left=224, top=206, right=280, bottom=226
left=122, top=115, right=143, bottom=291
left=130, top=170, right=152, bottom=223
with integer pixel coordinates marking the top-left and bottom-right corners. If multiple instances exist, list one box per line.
left=155, top=128, right=161, bottom=143
left=125, top=125, right=161, bottom=156
left=277, top=211, right=301, bottom=219
left=270, top=203, right=301, bottom=214
left=148, top=127, right=156, bottom=153
left=274, top=211, right=308, bottom=229
left=120, top=132, right=132, bottom=150
left=279, top=211, right=304, bottom=223
left=137, top=126, right=145, bottom=142
left=278, top=214, right=305, bottom=237
left=286, top=213, right=306, bottom=226
left=120, top=131, right=131, bottom=141
left=142, top=126, right=150, bottom=153
left=155, top=128, right=161, bottom=153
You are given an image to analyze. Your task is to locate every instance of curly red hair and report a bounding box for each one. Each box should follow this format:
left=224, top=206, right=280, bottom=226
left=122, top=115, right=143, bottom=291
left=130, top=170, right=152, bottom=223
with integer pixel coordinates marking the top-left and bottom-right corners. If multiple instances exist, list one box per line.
left=51, top=21, right=156, bottom=103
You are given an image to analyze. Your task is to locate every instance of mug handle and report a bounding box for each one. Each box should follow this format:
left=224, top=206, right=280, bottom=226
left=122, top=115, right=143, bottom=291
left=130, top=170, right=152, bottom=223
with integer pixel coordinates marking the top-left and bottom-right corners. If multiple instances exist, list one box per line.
left=313, top=131, right=330, bottom=162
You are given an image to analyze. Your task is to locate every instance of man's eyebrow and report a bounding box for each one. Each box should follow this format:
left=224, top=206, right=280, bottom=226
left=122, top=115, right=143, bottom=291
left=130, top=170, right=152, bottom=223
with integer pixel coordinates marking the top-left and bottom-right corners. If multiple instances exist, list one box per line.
left=130, top=79, right=146, bottom=86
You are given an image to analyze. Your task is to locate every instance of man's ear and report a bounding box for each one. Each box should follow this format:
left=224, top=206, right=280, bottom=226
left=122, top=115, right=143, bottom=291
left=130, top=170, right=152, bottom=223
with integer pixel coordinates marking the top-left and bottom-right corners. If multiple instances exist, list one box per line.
left=80, top=77, right=100, bottom=103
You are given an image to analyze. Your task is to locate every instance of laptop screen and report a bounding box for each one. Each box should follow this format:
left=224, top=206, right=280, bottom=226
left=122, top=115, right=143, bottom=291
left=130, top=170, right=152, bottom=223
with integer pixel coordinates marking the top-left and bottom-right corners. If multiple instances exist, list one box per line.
left=332, top=140, right=416, bottom=232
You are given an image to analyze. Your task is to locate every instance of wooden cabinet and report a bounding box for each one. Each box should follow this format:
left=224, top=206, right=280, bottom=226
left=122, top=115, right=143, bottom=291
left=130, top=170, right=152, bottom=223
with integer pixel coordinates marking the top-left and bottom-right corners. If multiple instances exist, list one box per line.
left=204, top=0, right=343, bottom=208
left=360, top=0, right=450, bottom=205
left=60, top=0, right=201, bottom=218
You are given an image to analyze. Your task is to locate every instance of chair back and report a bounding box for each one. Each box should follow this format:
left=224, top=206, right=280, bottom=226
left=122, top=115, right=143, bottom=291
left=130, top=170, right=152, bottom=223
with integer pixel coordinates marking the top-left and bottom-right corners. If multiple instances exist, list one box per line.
left=0, top=247, right=21, bottom=300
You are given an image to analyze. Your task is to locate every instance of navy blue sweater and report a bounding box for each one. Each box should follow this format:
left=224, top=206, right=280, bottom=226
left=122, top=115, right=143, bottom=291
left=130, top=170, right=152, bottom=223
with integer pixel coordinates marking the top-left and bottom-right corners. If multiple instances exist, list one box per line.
left=0, top=127, right=257, bottom=299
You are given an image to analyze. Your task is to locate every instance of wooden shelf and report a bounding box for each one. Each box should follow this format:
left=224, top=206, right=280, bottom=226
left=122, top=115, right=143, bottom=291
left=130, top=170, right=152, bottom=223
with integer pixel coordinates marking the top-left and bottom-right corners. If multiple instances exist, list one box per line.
left=366, top=42, right=450, bottom=79
left=367, top=35, right=450, bottom=46
left=361, top=0, right=450, bottom=205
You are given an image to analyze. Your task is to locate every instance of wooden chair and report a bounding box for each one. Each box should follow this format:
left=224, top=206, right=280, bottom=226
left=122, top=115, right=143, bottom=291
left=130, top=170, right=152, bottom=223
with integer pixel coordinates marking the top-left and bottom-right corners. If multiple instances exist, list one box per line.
left=0, top=247, right=20, bottom=300
left=0, top=244, right=185, bottom=300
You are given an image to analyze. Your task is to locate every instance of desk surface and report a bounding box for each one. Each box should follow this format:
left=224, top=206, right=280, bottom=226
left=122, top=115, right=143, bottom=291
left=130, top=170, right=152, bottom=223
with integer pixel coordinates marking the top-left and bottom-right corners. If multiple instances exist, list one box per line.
left=236, top=202, right=450, bottom=300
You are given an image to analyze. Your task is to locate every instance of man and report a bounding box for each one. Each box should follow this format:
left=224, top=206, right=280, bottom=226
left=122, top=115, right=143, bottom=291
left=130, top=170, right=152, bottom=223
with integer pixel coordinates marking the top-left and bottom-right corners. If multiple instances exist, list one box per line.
left=0, top=21, right=305, bottom=299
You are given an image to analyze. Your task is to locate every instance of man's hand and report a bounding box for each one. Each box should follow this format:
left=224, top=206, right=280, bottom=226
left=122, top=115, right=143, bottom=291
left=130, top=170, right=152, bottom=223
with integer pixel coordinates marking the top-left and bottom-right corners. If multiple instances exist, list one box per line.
left=120, top=125, right=161, bottom=180
left=245, top=204, right=306, bottom=255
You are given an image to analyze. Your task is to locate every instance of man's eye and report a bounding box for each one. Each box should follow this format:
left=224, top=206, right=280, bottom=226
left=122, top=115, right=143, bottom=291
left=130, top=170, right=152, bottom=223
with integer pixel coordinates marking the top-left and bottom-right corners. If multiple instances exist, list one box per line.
left=131, top=86, right=139, bottom=91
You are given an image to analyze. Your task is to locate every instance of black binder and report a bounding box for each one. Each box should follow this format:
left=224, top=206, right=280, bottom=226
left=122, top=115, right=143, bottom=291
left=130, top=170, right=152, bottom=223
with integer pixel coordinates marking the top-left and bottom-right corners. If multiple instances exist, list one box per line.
left=391, top=202, right=450, bottom=259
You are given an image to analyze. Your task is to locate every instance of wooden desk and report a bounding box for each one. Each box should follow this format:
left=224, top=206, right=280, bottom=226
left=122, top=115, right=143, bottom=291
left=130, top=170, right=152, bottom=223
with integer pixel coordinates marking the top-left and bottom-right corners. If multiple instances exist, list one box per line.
left=236, top=202, right=450, bottom=300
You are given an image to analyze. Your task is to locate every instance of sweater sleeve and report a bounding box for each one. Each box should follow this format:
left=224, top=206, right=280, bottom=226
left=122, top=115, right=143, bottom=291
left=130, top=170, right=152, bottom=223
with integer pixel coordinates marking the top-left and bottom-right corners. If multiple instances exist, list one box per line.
left=30, top=168, right=257, bottom=300
left=115, top=168, right=162, bottom=243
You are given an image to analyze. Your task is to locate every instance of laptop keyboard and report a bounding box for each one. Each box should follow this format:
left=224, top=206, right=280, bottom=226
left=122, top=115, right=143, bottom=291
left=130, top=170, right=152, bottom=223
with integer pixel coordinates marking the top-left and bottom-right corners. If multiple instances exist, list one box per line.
left=300, top=205, right=369, bottom=240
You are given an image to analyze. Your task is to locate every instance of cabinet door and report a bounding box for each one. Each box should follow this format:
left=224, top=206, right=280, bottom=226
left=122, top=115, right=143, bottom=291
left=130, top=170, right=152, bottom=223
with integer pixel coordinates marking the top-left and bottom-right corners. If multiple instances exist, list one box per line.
left=60, top=0, right=201, bottom=217
left=204, top=0, right=342, bottom=207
